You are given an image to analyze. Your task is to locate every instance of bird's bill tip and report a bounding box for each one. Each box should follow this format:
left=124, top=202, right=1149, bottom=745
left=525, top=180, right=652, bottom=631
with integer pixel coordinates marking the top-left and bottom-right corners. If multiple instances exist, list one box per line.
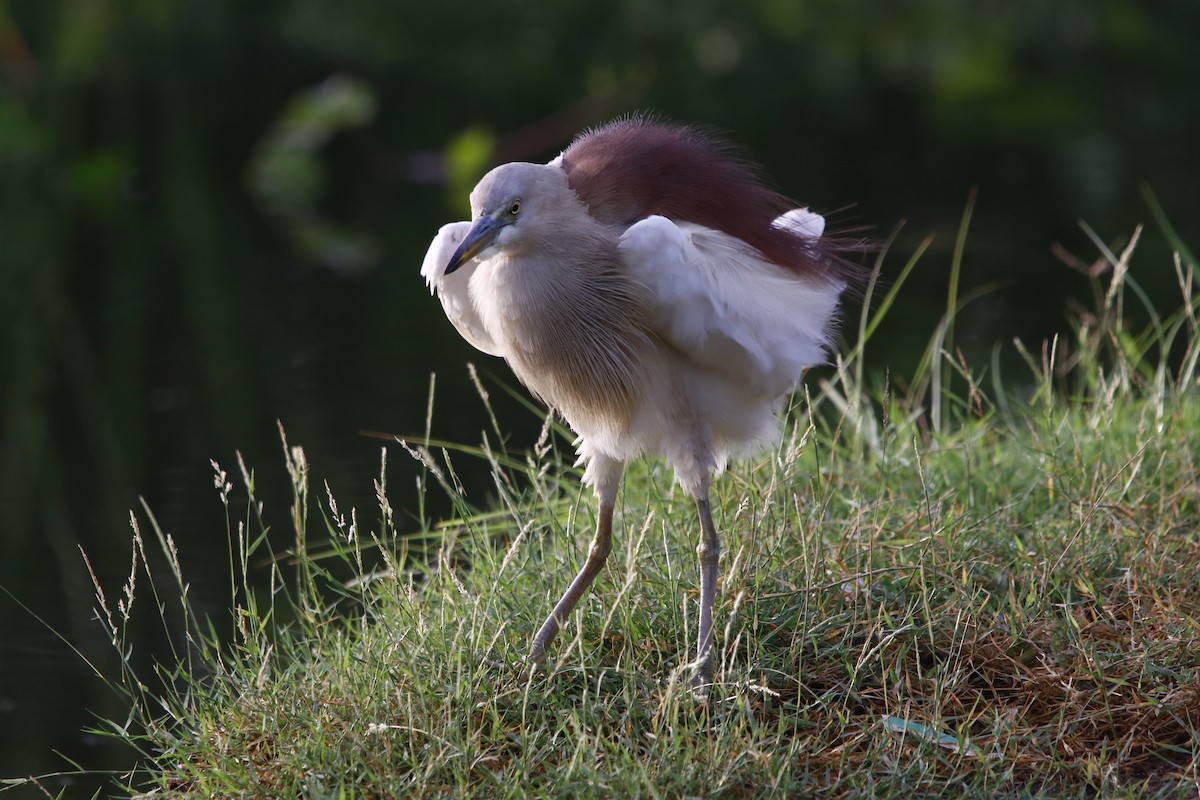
left=445, top=215, right=504, bottom=275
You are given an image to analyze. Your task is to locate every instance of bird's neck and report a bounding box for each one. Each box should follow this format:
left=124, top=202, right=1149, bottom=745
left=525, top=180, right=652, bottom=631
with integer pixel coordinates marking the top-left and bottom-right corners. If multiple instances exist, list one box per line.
left=480, top=228, right=622, bottom=330
left=472, top=234, right=651, bottom=430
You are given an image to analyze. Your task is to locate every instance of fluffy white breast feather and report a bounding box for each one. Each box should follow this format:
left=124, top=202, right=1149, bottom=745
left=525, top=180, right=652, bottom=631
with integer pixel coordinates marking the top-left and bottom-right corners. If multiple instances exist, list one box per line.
left=420, top=222, right=505, bottom=358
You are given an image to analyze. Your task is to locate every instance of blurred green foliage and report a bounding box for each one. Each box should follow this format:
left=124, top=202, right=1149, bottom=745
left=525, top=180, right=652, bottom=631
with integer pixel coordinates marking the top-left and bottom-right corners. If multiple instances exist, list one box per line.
left=249, top=73, right=379, bottom=271
left=0, top=0, right=1196, bottom=794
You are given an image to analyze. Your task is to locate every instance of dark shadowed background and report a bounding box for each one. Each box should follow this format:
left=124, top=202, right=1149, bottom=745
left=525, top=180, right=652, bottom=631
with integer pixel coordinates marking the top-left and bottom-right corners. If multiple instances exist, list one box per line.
left=1, top=1, right=1197, bottom=795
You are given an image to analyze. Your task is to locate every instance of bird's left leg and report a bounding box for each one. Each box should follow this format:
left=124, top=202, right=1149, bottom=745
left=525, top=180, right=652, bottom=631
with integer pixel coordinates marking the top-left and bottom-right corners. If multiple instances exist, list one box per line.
left=528, top=454, right=624, bottom=667
left=693, top=470, right=720, bottom=689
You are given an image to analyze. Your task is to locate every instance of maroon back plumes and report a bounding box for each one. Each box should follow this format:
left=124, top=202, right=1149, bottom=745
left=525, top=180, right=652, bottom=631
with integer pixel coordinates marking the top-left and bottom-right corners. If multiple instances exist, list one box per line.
left=560, top=117, right=867, bottom=284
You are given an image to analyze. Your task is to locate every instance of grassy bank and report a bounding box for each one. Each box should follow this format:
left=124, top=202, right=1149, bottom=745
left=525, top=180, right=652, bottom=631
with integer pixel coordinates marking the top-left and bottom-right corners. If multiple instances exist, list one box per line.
left=55, top=228, right=1200, bottom=796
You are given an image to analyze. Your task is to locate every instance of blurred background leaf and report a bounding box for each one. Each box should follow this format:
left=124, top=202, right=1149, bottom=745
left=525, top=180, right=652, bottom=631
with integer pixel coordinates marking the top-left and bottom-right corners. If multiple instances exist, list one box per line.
left=249, top=73, right=379, bottom=272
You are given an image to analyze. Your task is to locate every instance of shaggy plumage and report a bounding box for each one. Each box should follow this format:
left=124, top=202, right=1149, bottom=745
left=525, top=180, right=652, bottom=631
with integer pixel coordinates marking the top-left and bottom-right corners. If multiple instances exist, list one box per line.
left=421, top=118, right=862, bottom=688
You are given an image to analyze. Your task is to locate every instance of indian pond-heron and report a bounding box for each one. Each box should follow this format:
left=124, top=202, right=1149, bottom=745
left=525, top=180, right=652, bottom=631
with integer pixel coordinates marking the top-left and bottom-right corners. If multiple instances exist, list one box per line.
left=421, top=118, right=864, bottom=688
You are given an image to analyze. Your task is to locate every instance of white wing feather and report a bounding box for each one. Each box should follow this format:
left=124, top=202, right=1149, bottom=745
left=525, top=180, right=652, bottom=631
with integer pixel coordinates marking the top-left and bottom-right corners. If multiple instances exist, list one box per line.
left=772, top=207, right=825, bottom=239
left=420, top=222, right=505, bottom=357
left=619, top=213, right=843, bottom=397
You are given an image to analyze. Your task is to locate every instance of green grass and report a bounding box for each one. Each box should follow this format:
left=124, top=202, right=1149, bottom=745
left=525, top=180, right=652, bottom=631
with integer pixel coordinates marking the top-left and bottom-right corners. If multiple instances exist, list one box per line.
left=47, top=226, right=1200, bottom=796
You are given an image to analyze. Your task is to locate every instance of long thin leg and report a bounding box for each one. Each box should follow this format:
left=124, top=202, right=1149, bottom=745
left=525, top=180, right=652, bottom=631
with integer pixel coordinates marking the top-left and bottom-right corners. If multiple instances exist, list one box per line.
left=528, top=455, right=624, bottom=666
left=694, top=477, right=720, bottom=689
left=528, top=502, right=614, bottom=664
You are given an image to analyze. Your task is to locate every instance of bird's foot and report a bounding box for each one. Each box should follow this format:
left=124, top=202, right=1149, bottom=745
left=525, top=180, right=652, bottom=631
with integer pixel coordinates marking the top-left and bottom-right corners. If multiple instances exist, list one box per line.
left=690, top=653, right=714, bottom=699
left=525, top=639, right=551, bottom=679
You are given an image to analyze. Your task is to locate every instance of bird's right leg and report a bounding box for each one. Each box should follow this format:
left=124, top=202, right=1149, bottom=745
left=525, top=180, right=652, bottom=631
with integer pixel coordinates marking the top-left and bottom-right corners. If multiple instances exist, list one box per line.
left=528, top=454, right=624, bottom=666
left=693, top=472, right=720, bottom=690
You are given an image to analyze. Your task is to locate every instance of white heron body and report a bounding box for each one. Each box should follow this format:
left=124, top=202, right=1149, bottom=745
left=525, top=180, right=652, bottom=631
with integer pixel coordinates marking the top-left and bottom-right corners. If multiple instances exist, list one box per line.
left=422, top=206, right=842, bottom=495
left=420, top=119, right=857, bottom=687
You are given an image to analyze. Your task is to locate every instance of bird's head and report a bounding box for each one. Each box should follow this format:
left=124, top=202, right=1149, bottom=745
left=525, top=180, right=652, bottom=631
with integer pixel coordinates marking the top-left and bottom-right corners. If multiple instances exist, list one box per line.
left=444, top=163, right=572, bottom=275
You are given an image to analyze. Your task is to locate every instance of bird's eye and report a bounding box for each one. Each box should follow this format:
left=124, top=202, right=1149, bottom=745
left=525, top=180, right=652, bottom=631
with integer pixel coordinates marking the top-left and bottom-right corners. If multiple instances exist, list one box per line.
left=508, top=200, right=521, bottom=217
